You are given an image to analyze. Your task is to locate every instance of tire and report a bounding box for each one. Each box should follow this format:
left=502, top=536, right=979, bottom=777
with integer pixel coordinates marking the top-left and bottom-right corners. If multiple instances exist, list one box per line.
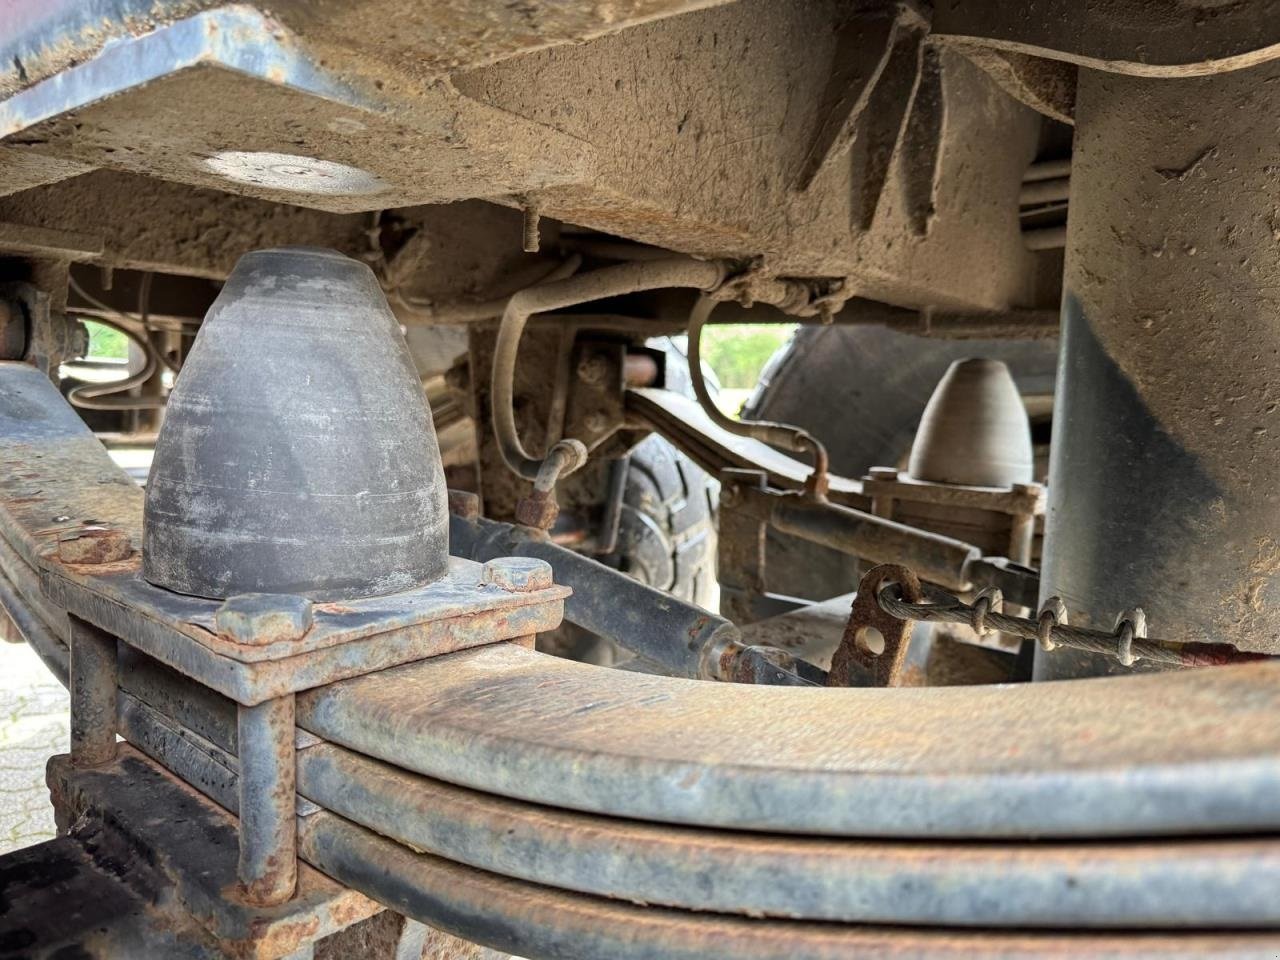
left=598, top=432, right=717, bottom=609
left=540, top=343, right=718, bottom=668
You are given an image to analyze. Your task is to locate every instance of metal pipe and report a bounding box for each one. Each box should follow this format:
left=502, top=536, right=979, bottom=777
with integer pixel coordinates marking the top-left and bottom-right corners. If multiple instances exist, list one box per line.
left=70, top=615, right=117, bottom=767
left=1018, top=177, right=1070, bottom=207
left=687, top=295, right=829, bottom=493
left=237, top=695, right=298, bottom=905
left=1023, top=225, right=1067, bottom=251
left=449, top=513, right=737, bottom=678
left=770, top=497, right=980, bottom=593
left=394, top=255, right=583, bottom=325
left=1023, top=158, right=1072, bottom=182
left=492, top=258, right=726, bottom=480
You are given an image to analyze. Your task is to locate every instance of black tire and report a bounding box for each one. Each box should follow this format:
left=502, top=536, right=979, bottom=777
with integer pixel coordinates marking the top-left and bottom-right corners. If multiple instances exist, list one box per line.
left=598, top=433, right=717, bottom=609
left=745, top=324, right=1058, bottom=601
left=540, top=434, right=716, bottom=668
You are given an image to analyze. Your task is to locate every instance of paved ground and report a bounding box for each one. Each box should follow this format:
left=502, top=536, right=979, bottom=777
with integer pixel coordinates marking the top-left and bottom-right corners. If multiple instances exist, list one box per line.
left=0, top=640, right=68, bottom=854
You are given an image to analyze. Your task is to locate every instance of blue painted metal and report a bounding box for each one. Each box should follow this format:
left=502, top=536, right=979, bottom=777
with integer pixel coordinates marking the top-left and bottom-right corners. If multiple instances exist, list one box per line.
left=0, top=6, right=376, bottom=140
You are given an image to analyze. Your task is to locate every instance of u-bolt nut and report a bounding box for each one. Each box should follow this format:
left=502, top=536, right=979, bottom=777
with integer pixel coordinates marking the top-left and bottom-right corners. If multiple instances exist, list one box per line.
left=1037, top=596, right=1068, bottom=652
left=971, top=588, right=1003, bottom=636
left=1113, top=607, right=1147, bottom=667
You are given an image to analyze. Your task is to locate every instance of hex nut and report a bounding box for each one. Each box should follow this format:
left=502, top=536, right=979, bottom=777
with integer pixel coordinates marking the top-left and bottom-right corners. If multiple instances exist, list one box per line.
left=216, top=593, right=315, bottom=645
left=448, top=489, right=481, bottom=520
left=576, top=354, right=610, bottom=386
left=514, top=493, right=559, bottom=530
left=57, top=527, right=133, bottom=565
left=481, top=557, right=554, bottom=593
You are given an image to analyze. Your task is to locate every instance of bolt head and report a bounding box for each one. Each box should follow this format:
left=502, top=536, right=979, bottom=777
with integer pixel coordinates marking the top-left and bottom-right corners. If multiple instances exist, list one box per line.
left=514, top=493, right=559, bottom=530
left=448, top=489, right=481, bottom=520
left=481, top=557, right=553, bottom=593
left=215, top=593, right=314, bottom=645
left=577, top=354, right=611, bottom=386
left=57, top=527, right=132, bottom=565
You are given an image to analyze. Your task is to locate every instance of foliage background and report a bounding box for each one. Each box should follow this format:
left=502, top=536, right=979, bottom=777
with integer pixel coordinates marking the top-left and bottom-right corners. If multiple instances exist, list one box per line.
left=698, top=323, right=795, bottom=416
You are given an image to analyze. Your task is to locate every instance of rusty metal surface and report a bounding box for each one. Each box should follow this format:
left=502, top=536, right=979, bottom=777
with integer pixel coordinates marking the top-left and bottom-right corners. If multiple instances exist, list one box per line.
left=827, top=564, right=922, bottom=687
left=50, top=556, right=567, bottom=663
left=770, top=493, right=980, bottom=593
left=298, top=641, right=1280, bottom=839
left=115, top=670, right=1280, bottom=931
left=43, top=553, right=569, bottom=705
left=627, top=388, right=869, bottom=506
left=450, top=514, right=736, bottom=679
left=237, top=695, right=298, bottom=906
left=0, top=361, right=144, bottom=571
left=301, top=810, right=1280, bottom=959
left=48, top=748, right=382, bottom=960
left=296, top=741, right=1280, bottom=928
left=111, top=655, right=1280, bottom=937
left=68, top=615, right=118, bottom=768
left=0, top=362, right=569, bottom=704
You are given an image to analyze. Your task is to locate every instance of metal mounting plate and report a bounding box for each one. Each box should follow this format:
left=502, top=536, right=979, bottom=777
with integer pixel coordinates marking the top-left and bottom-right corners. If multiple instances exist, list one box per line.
left=0, top=361, right=569, bottom=704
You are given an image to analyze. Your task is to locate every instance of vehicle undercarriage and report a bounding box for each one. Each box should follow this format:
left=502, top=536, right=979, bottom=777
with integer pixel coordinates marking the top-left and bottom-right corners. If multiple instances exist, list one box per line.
left=0, top=1, right=1279, bottom=957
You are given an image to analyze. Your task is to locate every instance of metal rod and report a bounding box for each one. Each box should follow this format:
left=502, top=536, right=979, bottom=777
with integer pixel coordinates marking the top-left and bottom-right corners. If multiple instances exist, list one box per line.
left=449, top=513, right=738, bottom=678
left=69, top=615, right=117, bottom=767
left=687, top=295, right=829, bottom=493
left=1018, top=177, right=1070, bottom=207
left=237, top=694, right=298, bottom=905
left=1023, top=225, right=1067, bottom=250
left=1023, top=158, right=1072, bottom=182
left=877, top=581, right=1271, bottom=669
left=769, top=496, right=980, bottom=593
left=492, top=257, right=726, bottom=480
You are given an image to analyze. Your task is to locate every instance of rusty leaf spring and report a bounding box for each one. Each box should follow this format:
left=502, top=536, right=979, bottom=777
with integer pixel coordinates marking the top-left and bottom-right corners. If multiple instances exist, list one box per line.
left=875, top=581, right=1273, bottom=669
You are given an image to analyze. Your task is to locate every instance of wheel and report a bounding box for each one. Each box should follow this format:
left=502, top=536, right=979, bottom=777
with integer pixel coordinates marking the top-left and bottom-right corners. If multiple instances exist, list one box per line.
left=597, top=432, right=717, bottom=609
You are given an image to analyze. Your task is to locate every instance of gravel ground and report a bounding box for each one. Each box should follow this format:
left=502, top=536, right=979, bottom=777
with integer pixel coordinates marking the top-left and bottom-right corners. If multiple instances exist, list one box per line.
left=0, top=640, right=68, bottom=854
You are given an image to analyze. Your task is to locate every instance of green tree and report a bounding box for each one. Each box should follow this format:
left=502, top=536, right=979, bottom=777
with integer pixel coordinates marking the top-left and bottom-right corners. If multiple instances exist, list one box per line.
left=700, top=324, right=795, bottom=389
